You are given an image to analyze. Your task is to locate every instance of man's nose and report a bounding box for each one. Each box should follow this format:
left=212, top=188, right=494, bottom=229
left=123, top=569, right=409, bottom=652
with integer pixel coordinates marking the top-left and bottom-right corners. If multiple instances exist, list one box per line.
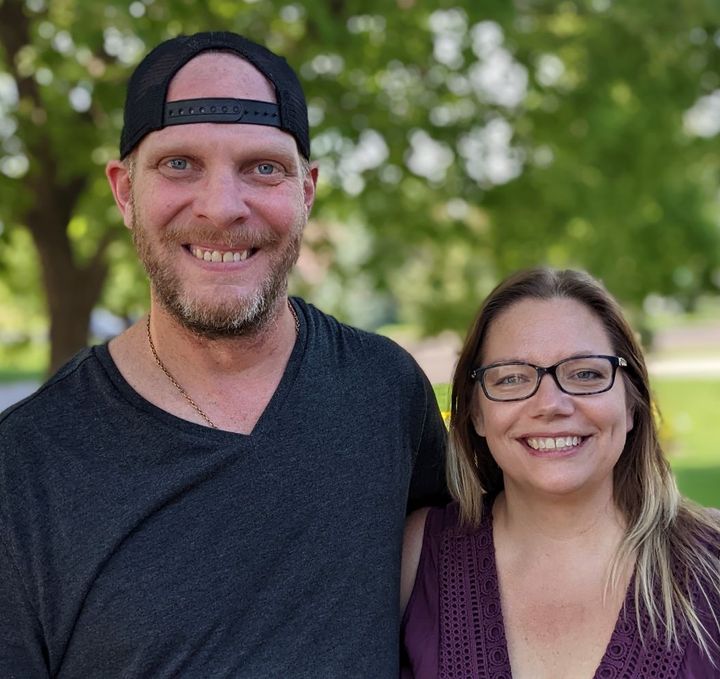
left=192, top=168, right=251, bottom=228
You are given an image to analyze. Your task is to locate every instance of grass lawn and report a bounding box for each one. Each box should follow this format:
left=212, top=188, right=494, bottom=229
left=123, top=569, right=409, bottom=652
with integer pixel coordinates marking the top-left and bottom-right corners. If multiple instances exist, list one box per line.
left=652, top=377, right=720, bottom=508
left=432, top=377, right=720, bottom=509
left=0, top=368, right=43, bottom=382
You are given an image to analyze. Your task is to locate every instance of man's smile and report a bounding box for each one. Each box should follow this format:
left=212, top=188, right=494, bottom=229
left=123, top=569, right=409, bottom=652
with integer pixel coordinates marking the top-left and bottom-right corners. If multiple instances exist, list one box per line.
left=188, top=245, right=258, bottom=262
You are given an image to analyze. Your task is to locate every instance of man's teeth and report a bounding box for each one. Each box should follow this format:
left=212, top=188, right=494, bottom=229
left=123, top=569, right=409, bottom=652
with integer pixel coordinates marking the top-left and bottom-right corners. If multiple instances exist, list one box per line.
left=190, top=246, right=252, bottom=262
left=526, top=436, right=582, bottom=451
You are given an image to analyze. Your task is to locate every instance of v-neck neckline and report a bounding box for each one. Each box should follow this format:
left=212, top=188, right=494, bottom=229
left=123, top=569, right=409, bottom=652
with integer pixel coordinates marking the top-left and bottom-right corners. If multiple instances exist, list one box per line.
left=96, top=298, right=307, bottom=439
left=481, top=506, right=639, bottom=679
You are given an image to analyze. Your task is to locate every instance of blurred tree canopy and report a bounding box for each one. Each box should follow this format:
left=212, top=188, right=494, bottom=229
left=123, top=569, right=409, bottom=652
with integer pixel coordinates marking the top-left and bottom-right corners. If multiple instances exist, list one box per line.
left=0, top=0, right=719, bottom=373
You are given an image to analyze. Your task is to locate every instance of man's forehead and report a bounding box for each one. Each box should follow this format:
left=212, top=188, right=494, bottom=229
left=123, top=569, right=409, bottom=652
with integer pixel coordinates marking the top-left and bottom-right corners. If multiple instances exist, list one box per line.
left=167, top=52, right=277, bottom=104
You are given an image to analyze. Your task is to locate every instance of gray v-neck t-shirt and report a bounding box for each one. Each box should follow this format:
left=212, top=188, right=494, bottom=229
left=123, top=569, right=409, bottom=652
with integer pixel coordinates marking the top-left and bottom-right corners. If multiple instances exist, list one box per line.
left=0, top=299, right=448, bottom=678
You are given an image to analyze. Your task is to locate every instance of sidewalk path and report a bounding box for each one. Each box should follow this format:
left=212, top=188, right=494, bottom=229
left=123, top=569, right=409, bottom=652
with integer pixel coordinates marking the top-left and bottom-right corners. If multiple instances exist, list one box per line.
left=402, top=342, right=720, bottom=385
left=0, top=380, right=40, bottom=412
left=647, top=357, right=720, bottom=377
left=398, top=323, right=720, bottom=384
left=2, top=350, right=719, bottom=413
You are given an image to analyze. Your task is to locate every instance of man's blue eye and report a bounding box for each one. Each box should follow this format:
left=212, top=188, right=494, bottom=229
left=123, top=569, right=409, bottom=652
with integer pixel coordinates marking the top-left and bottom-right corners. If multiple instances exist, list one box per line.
left=167, top=158, right=187, bottom=170
left=257, top=163, right=275, bottom=175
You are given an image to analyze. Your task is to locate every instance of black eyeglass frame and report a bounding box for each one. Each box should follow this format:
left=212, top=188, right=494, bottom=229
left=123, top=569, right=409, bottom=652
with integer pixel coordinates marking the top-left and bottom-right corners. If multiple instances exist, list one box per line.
left=469, top=354, right=628, bottom=402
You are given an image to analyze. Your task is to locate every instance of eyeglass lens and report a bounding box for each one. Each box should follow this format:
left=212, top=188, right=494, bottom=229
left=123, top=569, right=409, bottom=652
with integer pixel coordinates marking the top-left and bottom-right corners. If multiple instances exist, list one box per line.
left=482, top=356, right=615, bottom=400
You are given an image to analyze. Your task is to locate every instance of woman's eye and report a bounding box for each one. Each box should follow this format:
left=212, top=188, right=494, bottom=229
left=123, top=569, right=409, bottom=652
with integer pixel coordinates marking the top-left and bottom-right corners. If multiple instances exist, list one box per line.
left=166, top=158, right=188, bottom=170
left=574, top=370, right=602, bottom=380
left=497, top=374, right=529, bottom=386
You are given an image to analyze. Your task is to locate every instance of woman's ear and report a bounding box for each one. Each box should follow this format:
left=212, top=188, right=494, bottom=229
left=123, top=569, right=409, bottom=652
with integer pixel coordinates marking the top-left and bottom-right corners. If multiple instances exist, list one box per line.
left=471, top=389, right=486, bottom=437
left=626, top=403, right=634, bottom=434
left=472, top=413, right=485, bottom=437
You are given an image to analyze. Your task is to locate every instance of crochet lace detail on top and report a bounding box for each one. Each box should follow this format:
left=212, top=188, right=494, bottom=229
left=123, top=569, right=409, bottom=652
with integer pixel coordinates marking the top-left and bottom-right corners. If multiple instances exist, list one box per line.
left=437, top=508, right=688, bottom=679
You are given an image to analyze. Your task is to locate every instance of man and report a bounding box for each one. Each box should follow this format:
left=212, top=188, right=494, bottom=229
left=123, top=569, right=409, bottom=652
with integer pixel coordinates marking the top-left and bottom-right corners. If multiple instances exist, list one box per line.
left=0, top=31, right=447, bottom=678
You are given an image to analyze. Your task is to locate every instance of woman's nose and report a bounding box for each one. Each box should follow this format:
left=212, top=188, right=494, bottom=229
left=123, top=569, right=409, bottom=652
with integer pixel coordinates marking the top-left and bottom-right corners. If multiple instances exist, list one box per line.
left=530, top=372, right=575, bottom=417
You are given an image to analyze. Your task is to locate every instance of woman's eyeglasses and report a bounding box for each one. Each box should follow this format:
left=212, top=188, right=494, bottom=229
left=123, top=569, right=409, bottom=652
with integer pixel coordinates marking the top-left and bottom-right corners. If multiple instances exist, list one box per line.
left=470, top=355, right=627, bottom=402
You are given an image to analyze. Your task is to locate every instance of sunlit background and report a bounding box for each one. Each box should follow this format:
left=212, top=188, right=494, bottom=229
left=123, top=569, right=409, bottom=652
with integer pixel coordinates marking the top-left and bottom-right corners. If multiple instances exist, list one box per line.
left=1, top=0, right=719, bottom=503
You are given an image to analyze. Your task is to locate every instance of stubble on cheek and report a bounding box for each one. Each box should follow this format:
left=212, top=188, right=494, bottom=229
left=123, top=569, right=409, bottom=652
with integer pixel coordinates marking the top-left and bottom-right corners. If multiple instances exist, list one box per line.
left=127, top=188, right=306, bottom=338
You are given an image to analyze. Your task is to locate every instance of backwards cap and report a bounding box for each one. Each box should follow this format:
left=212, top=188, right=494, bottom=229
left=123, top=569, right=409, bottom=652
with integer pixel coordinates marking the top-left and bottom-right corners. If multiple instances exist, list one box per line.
left=119, top=31, right=310, bottom=159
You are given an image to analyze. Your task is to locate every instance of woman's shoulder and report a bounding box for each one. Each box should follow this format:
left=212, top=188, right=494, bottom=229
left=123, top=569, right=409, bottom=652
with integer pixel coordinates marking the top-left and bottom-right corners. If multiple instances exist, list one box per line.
left=688, top=505, right=720, bottom=555
left=401, top=502, right=471, bottom=612
left=430, top=497, right=495, bottom=533
left=403, top=503, right=461, bottom=574
left=409, top=499, right=492, bottom=563
left=403, top=499, right=492, bottom=577
left=425, top=501, right=463, bottom=534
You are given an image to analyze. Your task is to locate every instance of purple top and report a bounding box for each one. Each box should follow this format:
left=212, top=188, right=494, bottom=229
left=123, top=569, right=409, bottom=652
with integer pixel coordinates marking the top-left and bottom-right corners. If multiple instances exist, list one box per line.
left=401, top=503, right=719, bottom=679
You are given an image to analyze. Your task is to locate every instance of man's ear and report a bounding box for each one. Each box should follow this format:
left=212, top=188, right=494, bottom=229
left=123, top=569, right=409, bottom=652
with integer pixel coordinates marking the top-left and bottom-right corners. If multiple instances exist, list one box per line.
left=106, top=159, right=133, bottom=229
left=303, top=163, right=319, bottom=213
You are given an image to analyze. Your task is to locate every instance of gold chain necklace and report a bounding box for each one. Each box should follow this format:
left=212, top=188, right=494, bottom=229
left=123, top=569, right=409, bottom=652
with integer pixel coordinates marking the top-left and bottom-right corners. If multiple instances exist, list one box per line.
left=146, top=301, right=300, bottom=429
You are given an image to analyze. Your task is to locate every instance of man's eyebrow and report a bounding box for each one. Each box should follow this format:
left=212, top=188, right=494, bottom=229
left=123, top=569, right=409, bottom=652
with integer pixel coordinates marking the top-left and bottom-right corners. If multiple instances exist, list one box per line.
left=146, top=135, right=299, bottom=159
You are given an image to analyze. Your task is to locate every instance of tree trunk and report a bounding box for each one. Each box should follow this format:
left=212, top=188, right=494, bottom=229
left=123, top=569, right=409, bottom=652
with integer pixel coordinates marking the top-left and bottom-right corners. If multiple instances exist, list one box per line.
left=31, top=231, right=108, bottom=376
left=25, top=170, right=108, bottom=375
left=0, top=0, right=109, bottom=376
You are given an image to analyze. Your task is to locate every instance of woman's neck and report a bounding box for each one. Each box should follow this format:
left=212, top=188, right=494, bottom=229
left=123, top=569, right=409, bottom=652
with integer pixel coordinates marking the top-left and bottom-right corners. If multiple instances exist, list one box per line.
left=492, top=485, right=626, bottom=555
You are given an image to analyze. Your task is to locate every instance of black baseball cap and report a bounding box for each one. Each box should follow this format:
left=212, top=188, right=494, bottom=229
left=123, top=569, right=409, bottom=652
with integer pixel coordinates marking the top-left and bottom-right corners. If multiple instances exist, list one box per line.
left=119, top=31, right=310, bottom=160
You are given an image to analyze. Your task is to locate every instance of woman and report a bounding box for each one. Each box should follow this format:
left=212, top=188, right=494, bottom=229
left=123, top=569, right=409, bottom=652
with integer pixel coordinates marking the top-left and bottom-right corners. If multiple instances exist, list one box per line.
left=401, top=268, right=720, bottom=678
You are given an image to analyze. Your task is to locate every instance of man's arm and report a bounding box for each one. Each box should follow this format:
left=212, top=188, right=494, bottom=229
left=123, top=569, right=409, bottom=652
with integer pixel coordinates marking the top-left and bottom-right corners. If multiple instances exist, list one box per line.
left=0, top=535, right=49, bottom=678
left=406, top=375, right=450, bottom=514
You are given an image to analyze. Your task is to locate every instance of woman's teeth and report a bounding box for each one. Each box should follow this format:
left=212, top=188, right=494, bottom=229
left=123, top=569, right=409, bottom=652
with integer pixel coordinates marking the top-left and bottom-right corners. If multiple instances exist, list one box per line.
left=526, top=435, right=583, bottom=451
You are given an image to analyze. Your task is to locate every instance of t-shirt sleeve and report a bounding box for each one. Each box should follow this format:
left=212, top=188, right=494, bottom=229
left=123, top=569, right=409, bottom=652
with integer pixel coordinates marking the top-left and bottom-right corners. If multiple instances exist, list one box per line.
left=406, top=372, right=450, bottom=514
left=0, top=534, right=49, bottom=678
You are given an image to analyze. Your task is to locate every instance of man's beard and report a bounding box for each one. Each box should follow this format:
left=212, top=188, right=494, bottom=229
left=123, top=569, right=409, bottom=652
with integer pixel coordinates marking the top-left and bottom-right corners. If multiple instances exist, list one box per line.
left=130, top=202, right=304, bottom=339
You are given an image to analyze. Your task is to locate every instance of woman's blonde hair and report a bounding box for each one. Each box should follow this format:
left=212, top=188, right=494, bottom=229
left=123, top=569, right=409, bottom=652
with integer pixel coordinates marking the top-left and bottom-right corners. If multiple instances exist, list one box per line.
left=448, top=267, right=719, bottom=658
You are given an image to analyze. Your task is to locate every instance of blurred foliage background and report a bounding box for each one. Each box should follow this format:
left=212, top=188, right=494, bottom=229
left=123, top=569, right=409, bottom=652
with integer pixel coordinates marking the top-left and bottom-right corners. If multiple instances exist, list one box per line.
left=0, top=0, right=719, bottom=376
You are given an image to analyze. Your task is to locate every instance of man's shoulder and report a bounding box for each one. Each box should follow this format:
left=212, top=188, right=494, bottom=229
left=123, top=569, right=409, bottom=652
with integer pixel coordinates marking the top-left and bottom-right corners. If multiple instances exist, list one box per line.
left=297, top=298, right=417, bottom=366
left=0, top=346, right=102, bottom=431
left=0, top=348, right=106, bottom=520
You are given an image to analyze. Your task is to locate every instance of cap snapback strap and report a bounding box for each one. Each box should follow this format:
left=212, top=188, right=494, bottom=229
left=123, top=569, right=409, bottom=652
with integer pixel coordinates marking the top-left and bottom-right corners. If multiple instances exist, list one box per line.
left=163, top=98, right=281, bottom=128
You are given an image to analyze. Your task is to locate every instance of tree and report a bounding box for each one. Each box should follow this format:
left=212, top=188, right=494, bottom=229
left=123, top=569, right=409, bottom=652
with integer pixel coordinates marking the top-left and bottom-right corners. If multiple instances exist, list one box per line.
left=1, top=0, right=719, bottom=374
